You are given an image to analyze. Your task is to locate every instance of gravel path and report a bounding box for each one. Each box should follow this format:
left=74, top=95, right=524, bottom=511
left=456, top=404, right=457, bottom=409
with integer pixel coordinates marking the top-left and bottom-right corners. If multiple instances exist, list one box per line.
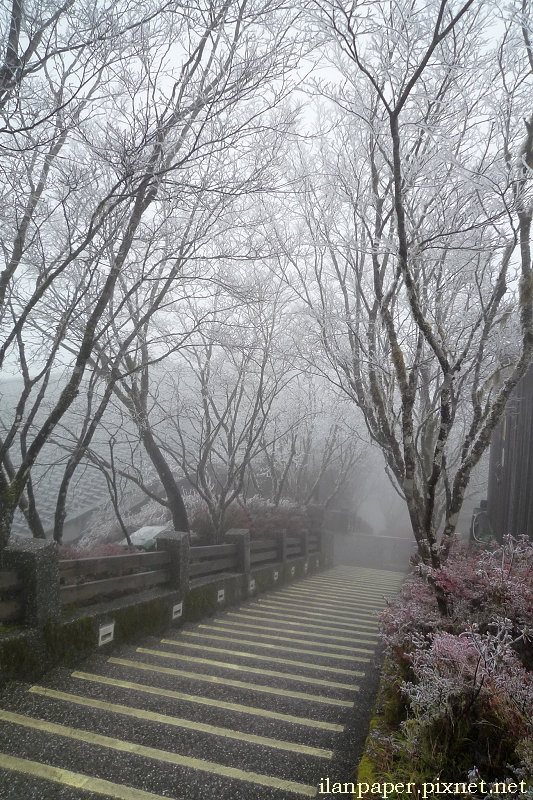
left=0, top=566, right=404, bottom=799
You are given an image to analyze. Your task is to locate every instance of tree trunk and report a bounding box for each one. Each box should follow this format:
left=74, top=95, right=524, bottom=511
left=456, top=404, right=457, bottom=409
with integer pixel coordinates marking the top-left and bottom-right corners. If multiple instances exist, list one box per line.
left=140, top=425, right=189, bottom=533
left=0, top=482, right=18, bottom=558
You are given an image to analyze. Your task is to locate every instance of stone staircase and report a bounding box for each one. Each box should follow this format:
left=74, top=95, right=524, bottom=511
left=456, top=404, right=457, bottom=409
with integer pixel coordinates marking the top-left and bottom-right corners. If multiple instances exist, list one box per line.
left=0, top=566, right=404, bottom=799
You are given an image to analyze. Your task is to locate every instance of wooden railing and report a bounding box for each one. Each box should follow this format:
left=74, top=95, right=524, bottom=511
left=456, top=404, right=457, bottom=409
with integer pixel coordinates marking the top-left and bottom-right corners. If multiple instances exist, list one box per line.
left=0, top=570, right=23, bottom=624
left=286, top=536, right=304, bottom=559
left=250, top=538, right=278, bottom=566
left=189, top=544, right=239, bottom=581
left=59, top=550, right=171, bottom=606
left=1, top=525, right=324, bottom=625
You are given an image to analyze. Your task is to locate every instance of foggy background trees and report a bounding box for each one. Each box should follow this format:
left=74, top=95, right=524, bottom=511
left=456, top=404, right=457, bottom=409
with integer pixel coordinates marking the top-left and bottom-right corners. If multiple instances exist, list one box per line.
left=279, top=0, right=533, bottom=566
left=0, top=0, right=306, bottom=552
left=1, top=0, right=533, bottom=561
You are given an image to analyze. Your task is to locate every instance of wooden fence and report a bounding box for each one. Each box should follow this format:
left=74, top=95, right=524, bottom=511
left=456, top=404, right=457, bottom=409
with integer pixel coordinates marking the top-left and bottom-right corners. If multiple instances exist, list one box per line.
left=250, top=538, right=278, bottom=566
left=188, top=544, right=239, bottom=581
left=2, top=526, right=324, bottom=624
left=59, top=551, right=171, bottom=606
left=286, top=536, right=303, bottom=559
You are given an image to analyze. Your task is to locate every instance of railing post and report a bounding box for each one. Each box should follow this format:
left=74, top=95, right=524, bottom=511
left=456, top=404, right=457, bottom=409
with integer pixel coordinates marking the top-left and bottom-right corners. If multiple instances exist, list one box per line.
left=300, top=529, right=309, bottom=561
left=306, top=503, right=325, bottom=534
left=275, top=529, right=287, bottom=566
left=225, top=528, right=250, bottom=592
left=306, top=504, right=332, bottom=566
left=320, top=528, right=334, bottom=566
left=2, top=538, right=60, bottom=627
left=156, top=531, right=190, bottom=593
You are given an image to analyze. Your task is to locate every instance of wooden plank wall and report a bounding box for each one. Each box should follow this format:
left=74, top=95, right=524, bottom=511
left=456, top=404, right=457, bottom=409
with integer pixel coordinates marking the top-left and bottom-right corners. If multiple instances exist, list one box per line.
left=487, top=364, right=533, bottom=541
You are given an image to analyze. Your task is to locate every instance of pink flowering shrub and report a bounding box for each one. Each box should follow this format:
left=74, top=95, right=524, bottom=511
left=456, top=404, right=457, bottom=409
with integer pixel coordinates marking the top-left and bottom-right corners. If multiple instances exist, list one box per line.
left=382, top=536, right=533, bottom=664
left=401, top=620, right=532, bottom=776
left=431, top=537, right=533, bottom=631
left=377, top=537, right=533, bottom=788
left=186, top=495, right=307, bottom=543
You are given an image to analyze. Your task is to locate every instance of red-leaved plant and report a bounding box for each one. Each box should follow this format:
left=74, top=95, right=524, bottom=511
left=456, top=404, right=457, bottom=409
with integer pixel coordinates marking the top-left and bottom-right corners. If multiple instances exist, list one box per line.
left=378, top=537, right=533, bottom=788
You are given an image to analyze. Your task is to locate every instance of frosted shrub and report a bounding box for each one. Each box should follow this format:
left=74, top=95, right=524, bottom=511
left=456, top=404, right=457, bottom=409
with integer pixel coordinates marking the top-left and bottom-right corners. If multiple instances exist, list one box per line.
left=404, top=618, right=533, bottom=724
left=75, top=500, right=171, bottom=552
left=382, top=537, right=533, bottom=658
left=182, top=493, right=251, bottom=542
left=378, top=538, right=533, bottom=786
left=244, top=497, right=301, bottom=513
left=183, top=492, right=307, bottom=542
left=182, top=492, right=213, bottom=539
left=243, top=496, right=307, bottom=539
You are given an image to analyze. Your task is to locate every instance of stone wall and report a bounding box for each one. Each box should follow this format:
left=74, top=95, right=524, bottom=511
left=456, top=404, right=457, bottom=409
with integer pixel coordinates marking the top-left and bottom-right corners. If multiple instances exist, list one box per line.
left=0, top=525, right=333, bottom=686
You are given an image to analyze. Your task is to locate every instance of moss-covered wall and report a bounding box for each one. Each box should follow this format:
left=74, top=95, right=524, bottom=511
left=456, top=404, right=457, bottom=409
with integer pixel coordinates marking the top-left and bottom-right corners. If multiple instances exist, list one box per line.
left=43, top=615, right=97, bottom=664
left=0, top=554, right=328, bottom=686
left=112, top=596, right=171, bottom=644
left=182, top=577, right=241, bottom=622
left=0, top=629, right=44, bottom=684
left=252, top=565, right=280, bottom=593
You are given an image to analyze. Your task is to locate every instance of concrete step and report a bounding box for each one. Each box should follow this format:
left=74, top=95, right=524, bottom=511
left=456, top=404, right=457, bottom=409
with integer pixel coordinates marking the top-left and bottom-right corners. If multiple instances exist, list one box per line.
left=0, top=566, right=404, bottom=800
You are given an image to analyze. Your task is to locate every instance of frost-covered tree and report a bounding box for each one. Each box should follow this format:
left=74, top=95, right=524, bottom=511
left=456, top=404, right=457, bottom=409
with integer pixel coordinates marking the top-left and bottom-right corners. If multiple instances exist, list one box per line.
left=246, top=378, right=368, bottom=510
left=287, top=0, right=533, bottom=571
left=0, top=0, right=304, bottom=555
left=128, top=279, right=298, bottom=542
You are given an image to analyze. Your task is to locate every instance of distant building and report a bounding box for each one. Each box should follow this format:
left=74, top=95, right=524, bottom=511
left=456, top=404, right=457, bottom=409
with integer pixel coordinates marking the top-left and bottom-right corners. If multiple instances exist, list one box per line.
left=487, top=363, right=533, bottom=541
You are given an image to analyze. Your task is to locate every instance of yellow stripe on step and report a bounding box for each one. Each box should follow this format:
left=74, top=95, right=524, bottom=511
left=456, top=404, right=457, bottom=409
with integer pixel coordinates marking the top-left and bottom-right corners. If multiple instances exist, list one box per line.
left=114, top=656, right=356, bottom=706
left=220, top=616, right=379, bottom=643
left=156, top=641, right=367, bottom=672
left=0, top=752, right=172, bottom=800
left=0, top=710, right=318, bottom=796
left=72, top=671, right=345, bottom=731
left=28, top=687, right=333, bottom=759
left=198, top=624, right=376, bottom=652
left=166, top=632, right=373, bottom=659
left=231, top=608, right=379, bottom=633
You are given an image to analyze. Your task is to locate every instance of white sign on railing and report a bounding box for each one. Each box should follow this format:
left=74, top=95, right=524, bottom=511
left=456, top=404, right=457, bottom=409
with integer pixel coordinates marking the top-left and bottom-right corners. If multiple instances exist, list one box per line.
left=98, top=622, right=114, bottom=646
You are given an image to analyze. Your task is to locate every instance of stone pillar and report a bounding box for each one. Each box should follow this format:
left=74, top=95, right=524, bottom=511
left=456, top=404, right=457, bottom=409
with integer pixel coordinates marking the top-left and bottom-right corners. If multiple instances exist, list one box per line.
left=306, top=503, right=325, bottom=534
left=306, top=503, right=332, bottom=566
left=3, top=538, right=60, bottom=628
left=225, top=528, right=250, bottom=591
left=275, top=529, right=287, bottom=565
left=156, top=531, right=190, bottom=593
left=321, top=529, right=335, bottom=566
left=300, top=529, right=309, bottom=560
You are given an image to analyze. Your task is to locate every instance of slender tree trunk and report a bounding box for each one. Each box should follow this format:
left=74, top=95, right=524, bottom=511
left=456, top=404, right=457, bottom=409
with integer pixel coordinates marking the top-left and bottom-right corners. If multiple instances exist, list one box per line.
left=0, top=476, right=21, bottom=557
left=139, top=426, right=189, bottom=533
left=23, top=477, right=47, bottom=539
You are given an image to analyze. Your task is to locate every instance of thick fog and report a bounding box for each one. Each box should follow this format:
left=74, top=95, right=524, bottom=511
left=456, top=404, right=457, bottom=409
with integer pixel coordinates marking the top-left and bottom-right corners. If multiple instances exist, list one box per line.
left=0, top=0, right=526, bottom=568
